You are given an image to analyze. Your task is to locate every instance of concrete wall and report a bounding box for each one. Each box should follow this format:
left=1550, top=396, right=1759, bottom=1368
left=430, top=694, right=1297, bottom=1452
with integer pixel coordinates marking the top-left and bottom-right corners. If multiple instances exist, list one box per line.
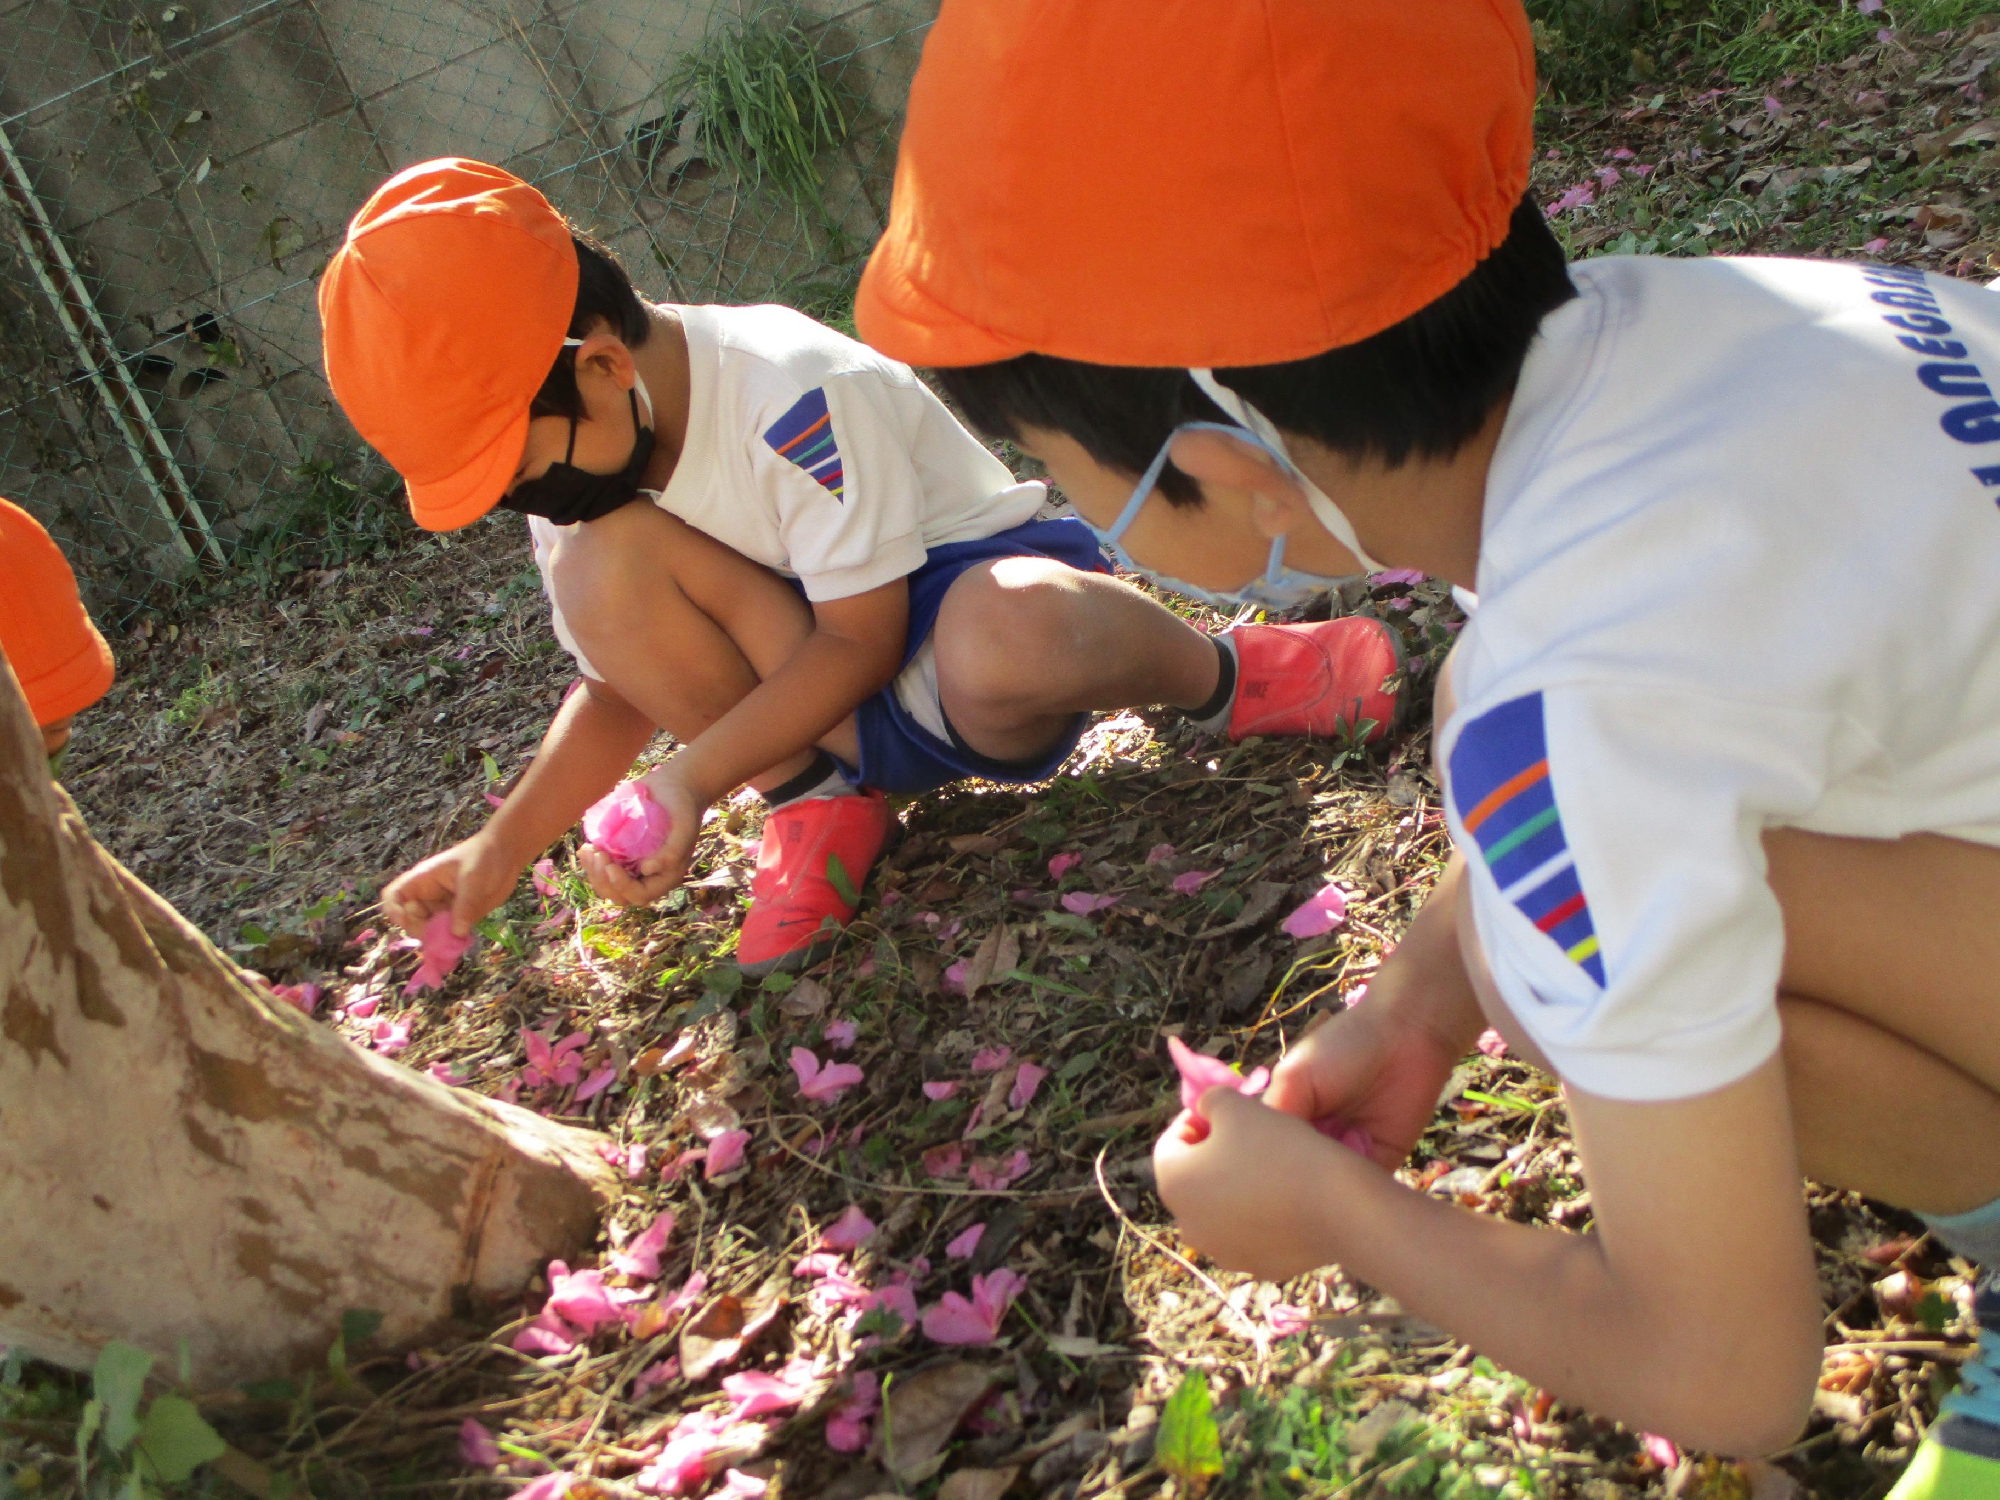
left=0, top=0, right=935, bottom=611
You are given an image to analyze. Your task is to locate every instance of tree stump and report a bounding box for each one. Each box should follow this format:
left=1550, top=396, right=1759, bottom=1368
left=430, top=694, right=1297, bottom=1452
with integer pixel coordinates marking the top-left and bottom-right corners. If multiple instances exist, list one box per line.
left=0, top=651, right=618, bottom=1387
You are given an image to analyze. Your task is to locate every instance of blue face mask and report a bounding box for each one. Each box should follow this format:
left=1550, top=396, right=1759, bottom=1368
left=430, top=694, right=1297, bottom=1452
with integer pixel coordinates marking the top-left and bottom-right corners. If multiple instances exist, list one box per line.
left=1081, top=421, right=1357, bottom=613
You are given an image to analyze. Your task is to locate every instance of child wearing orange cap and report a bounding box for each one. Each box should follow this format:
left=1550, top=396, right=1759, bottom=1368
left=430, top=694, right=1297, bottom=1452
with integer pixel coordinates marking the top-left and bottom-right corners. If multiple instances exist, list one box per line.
left=0, top=498, right=116, bottom=765
left=855, top=1, right=2000, bottom=1490
left=317, top=158, right=1402, bottom=976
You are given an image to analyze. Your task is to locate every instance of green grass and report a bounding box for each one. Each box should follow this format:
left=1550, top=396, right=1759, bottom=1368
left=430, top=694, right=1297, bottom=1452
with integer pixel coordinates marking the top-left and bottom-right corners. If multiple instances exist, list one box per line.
left=1529, top=0, right=1998, bottom=101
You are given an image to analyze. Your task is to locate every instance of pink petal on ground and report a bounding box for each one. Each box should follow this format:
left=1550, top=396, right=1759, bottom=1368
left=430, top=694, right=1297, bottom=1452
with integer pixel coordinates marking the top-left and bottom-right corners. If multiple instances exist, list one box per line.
left=943, top=960, right=971, bottom=994
left=1047, top=852, right=1081, bottom=880
left=789, top=1046, right=821, bottom=1090
left=823, top=1019, right=857, bottom=1051
left=582, top=780, right=673, bottom=867
left=610, top=1211, right=675, bottom=1280
left=923, top=1143, right=964, bottom=1179
left=483, top=792, right=505, bottom=809
left=273, top=982, right=322, bottom=1015
left=705, top=1129, right=750, bottom=1178
left=514, top=1475, right=573, bottom=1500
left=511, top=1310, right=578, bottom=1356
left=346, top=994, right=380, bottom=1019
left=1864, top=236, right=1890, bottom=253
left=1267, top=1304, right=1313, bottom=1338
left=458, top=1419, right=500, bottom=1467
left=662, top=1146, right=707, bottom=1181
left=969, top=1150, right=1032, bottom=1191
left=1171, top=869, right=1219, bottom=895
left=1145, top=842, right=1177, bottom=865
left=1764, top=95, right=1782, bottom=113
left=923, top=1270, right=1025, bottom=1346
left=922, top=1080, right=960, bottom=1101
left=1280, top=884, right=1348, bottom=940
left=427, top=1063, right=466, bottom=1086
left=403, top=909, right=474, bottom=996
left=1476, top=1028, right=1509, bottom=1058
left=532, top=858, right=561, bottom=897
left=946, top=1223, right=986, bottom=1259
left=793, top=1252, right=847, bottom=1280
left=867, top=1281, right=921, bottom=1331
left=723, top=1367, right=813, bottom=1420
left=372, top=1018, right=413, bottom=1056
left=548, top=1263, right=620, bottom=1333
left=720, top=1472, right=768, bottom=1498
left=1060, top=891, right=1120, bottom=916
left=635, top=1410, right=737, bottom=1496
left=633, top=1357, right=680, bottom=1398
left=574, top=1063, right=619, bottom=1101
left=661, top=1272, right=708, bottom=1317
left=974, top=1268, right=1027, bottom=1324
left=524, top=1027, right=554, bottom=1073
left=824, top=1371, right=881, bottom=1453
left=624, top=1145, right=650, bottom=1179
left=1859, top=0, right=1883, bottom=10
left=1166, top=1034, right=1268, bottom=1112
left=795, top=1053, right=865, bottom=1102
left=971, top=1046, right=1012, bottom=1074
left=1596, top=165, right=1621, bottom=189
left=1009, top=1062, right=1049, bottom=1111
left=553, top=1031, right=588, bottom=1061
left=1641, top=1434, right=1680, bottom=1468
left=820, top=1204, right=876, bottom=1250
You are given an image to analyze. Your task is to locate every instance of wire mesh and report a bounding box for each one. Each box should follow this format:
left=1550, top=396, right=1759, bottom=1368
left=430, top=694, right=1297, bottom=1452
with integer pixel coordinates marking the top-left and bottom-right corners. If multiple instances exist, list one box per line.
left=0, top=0, right=935, bottom=620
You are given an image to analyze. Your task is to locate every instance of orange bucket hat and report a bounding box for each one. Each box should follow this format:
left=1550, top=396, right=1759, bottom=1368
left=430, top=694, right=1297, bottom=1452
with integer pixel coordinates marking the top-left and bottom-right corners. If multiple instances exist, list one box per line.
left=0, top=498, right=115, bottom=727
left=857, top=0, right=1535, bottom=370
left=319, top=158, right=579, bottom=531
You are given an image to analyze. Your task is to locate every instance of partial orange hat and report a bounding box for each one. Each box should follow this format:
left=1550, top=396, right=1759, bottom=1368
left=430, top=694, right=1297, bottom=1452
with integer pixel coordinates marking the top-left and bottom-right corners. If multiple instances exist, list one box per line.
left=319, top=158, right=578, bottom=531
left=857, top=0, right=1535, bottom=370
left=0, top=498, right=115, bottom=727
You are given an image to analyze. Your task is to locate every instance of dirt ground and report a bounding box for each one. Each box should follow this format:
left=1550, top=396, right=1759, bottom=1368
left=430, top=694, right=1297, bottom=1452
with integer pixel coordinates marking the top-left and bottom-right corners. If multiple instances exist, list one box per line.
left=18, top=14, right=2000, bottom=1500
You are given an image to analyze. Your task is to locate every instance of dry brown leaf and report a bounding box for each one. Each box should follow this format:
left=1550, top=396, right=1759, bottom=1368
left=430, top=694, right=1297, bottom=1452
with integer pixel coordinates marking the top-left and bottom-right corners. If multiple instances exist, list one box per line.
left=947, top=833, right=1002, bottom=856
left=938, top=1466, right=1019, bottom=1500
left=780, top=976, right=830, bottom=1018
left=871, top=1361, right=997, bottom=1483
left=959, top=926, right=1003, bottom=997
left=679, top=1285, right=786, bottom=1383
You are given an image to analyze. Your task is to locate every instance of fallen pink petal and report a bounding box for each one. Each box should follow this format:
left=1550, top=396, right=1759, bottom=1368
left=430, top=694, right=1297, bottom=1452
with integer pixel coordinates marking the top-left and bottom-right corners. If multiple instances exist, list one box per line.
left=531, top=857, right=560, bottom=897
left=511, top=1309, right=578, bottom=1356
left=1060, top=891, right=1119, bottom=916
left=610, top=1211, right=675, bottom=1280
left=1280, top=884, right=1348, bottom=940
left=943, top=959, right=971, bottom=994
left=547, top=1262, right=621, bottom=1333
left=1009, top=1061, right=1049, bottom=1111
left=790, top=1047, right=865, bottom=1102
left=573, top=1063, right=619, bottom=1101
left=1864, top=236, right=1890, bottom=253
left=922, top=1268, right=1026, bottom=1346
left=514, top=1474, right=573, bottom=1500
left=1144, top=842, right=1176, bottom=865
left=922, top=1080, right=960, bottom=1101
left=426, top=1062, right=466, bottom=1086
left=720, top=1472, right=768, bottom=1498
left=1166, top=1034, right=1271, bottom=1113
left=946, top=1222, right=986, bottom=1259
left=582, top=779, right=673, bottom=869
left=371, top=1018, right=413, bottom=1056
left=1047, top=851, right=1081, bottom=880
left=971, top=1045, right=1012, bottom=1074
left=1171, top=869, right=1219, bottom=895
left=1641, top=1433, right=1680, bottom=1469
left=722, top=1362, right=816, bottom=1420
left=923, top=1143, right=964, bottom=1179
left=823, top=1019, right=857, bottom=1051
left=705, top=1129, right=751, bottom=1178
left=824, top=1371, right=880, bottom=1453
left=968, top=1149, right=1031, bottom=1191
left=1267, top=1304, right=1313, bottom=1338
left=403, top=910, right=474, bottom=995
left=1476, top=1028, right=1509, bottom=1059
left=273, top=981, right=321, bottom=1015
left=345, top=994, right=380, bottom=1020
left=633, top=1357, right=680, bottom=1398
left=793, top=1251, right=846, bottom=1280
left=820, top=1204, right=876, bottom=1250
left=458, top=1418, right=500, bottom=1468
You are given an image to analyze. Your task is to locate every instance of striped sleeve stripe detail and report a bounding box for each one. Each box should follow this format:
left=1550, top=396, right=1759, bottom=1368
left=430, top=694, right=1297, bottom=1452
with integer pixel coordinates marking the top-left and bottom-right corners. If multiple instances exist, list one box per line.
left=763, top=389, right=847, bottom=500
left=1448, top=692, right=1607, bottom=988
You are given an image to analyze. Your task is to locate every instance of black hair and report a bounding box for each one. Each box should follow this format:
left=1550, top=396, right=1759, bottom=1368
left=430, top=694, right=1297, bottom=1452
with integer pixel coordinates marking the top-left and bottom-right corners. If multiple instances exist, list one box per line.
left=530, top=232, right=654, bottom=421
left=933, top=191, right=1575, bottom=503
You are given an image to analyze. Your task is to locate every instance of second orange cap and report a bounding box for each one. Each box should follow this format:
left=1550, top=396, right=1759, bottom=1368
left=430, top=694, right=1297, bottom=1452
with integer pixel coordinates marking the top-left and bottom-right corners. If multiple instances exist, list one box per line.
left=319, top=158, right=579, bottom=531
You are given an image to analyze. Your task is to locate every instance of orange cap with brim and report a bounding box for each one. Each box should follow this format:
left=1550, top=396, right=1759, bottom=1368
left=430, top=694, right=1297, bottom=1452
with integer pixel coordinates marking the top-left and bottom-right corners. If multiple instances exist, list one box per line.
left=0, top=498, right=115, bottom=727
left=319, top=158, right=579, bottom=531
left=856, top=0, right=1535, bottom=370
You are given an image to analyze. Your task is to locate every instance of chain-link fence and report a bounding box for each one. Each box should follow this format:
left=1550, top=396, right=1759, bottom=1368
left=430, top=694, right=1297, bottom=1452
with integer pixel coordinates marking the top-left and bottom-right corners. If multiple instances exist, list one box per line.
left=0, top=0, right=935, bottom=620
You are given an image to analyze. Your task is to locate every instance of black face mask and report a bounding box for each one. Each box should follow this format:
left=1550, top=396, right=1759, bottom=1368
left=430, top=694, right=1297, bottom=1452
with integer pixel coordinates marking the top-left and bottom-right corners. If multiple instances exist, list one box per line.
left=500, top=388, right=658, bottom=525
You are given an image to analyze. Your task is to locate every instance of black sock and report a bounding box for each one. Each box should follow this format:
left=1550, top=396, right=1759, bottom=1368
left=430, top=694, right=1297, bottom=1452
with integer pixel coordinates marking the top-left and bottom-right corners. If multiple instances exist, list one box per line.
left=1184, top=634, right=1239, bottom=732
left=761, top=750, right=853, bottom=808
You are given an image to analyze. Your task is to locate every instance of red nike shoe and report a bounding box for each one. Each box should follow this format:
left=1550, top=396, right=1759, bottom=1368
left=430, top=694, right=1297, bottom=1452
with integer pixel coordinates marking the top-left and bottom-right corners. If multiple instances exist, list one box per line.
left=737, top=790, right=893, bottom=976
left=1226, top=617, right=1403, bottom=742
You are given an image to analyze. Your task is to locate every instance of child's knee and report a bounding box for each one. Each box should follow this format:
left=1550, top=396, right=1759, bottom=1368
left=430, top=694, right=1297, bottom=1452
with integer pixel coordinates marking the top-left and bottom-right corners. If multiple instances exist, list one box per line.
left=934, top=561, right=1079, bottom=707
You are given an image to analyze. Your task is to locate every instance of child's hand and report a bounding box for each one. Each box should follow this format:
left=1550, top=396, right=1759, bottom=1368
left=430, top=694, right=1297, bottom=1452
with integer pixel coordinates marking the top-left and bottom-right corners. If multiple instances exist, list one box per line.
left=1262, top=998, right=1464, bottom=1170
left=383, top=832, right=520, bottom=938
left=578, top=765, right=704, bottom=906
left=1153, top=1088, right=1360, bottom=1281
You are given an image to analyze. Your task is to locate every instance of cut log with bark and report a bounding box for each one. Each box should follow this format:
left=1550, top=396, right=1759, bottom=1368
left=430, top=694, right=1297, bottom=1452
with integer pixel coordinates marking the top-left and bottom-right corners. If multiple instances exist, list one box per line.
left=0, top=650, right=618, bottom=1388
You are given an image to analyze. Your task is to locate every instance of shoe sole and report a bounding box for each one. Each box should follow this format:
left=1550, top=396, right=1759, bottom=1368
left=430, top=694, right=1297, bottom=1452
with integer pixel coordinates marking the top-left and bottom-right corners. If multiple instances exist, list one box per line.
left=736, top=932, right=841, bottom=979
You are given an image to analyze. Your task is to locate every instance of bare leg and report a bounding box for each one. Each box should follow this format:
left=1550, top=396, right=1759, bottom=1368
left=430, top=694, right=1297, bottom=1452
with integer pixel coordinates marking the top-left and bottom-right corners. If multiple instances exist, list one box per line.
left=932, top=557, right=1221, bottom=762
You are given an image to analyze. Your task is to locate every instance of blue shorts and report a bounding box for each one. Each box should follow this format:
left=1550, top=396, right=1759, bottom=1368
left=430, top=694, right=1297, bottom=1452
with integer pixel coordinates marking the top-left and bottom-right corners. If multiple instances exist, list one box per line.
left=831, top=516, right=1108, bottom=794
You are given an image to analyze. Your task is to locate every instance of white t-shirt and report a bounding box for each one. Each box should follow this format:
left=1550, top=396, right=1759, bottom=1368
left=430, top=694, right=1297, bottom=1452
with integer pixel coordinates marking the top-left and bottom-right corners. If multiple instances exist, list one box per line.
left=532, top=303, right=1045, bottom=682
left=1441, top=256, right=2000, bottom=1103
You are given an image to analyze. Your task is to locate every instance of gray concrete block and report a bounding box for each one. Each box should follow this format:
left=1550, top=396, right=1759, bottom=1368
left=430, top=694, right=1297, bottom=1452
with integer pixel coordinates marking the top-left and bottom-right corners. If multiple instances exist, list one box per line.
left=0, top=0, right=117, bottom=117
left=504, top=135, right=639, bottom=238
left=312, top=0, right=508, bottom=102
left=360, top=39, right=566, bottom=172
left=221, top=264, right=331, bottom=381
left=547, top=0, right=704, bottom=123
left=141, top=2, right=356, bottom=170
left=8, top=97, right=167, bottom=233
left=67, top=193, right=214, bottom=331
left=165, top=379, right=307, bottom=523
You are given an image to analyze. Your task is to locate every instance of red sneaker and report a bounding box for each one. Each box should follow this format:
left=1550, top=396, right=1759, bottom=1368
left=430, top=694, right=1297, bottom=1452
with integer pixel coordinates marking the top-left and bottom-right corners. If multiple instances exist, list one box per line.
left=1226, top=617, right=1402, bottom=743
left=737, top=790, right=893, bottom=976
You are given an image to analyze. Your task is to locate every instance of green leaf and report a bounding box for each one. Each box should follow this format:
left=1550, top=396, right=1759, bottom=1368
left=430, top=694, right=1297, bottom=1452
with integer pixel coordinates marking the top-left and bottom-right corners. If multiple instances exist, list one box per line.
left=134, top=1396, right=226, bottom=1483
left=76, top=1397, right=103, bottom=1479
left=340, top=1308, right=383, bottom=1349
left=1157, top=1370, right=1223, bottom=1491
left=825, top=852, right=859, bottom=907
left=236, top=922, right=271, bottom=947
left=1918, top=1291, right=1953, bottom=1333
left=1058, top=1049, right=1099, bottom=1083
left=480, top=750, right=500, bottom=783
left=239, top=1379, right=297, bottom=1403
left=94, top=1341, right=154, bottom=1452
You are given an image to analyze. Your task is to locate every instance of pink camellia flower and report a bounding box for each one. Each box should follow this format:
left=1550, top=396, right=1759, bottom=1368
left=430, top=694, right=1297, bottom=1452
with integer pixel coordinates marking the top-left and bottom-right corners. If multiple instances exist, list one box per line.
left=971, top=1045, right=1012, bottom=1074
left=946, top=1222, right=986, bottom=1260
left=404, top=910, right=474, bottom=995
left=511, top=1308, right=578, bottom=1356
left=531, top=858, right=561, bottom=898
left=922, top=1080, right=960, bottom=1101
left=825, top=1371, right=881, bottom=1453
left=923, top=1269, right=1027, bottom=1346
left=458, top=1419, right=501, bottom=1467
left=1009, top=1062, right=1049, bottom=1111
left=1061, top=891, right=1119, bottom=916
left=705, top=1128, right=751, bottom=1178
left=823, top=1019, right=857, bottom=1052
left=547, top=1261, right=621, bottom=1333
left=1171, top=869, right=1219, bottom=896
left=371, top=1018, right=413, bottom=1056
left=723, top=1360, right=818, bottom=1420
left=1281, top=884, right=1348, bottom=940
left=523, top=1028, right=588, bottom=1088
left=969, top=1150, right=1031, bottom=1191
left=582, top=780, right=673, bottom=870
left=610, top=1211, right=675, bottom=1280
left=1145, top=843, right=1176, bottom=865
left=790, top=1047, right=865, bottom=1103
left=1047, top=852, right=1081, bottom=880
left=820, top=1204, right=876, bottom=1251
